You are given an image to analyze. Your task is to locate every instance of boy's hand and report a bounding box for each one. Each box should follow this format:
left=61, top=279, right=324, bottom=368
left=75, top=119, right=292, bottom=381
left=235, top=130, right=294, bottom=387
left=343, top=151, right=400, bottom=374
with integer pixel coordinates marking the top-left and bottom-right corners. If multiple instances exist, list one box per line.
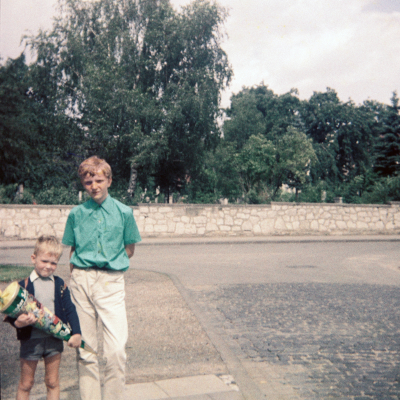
left=67, top=333, right=82, bottom=348
left=14, top=312, right=37, bottom=328
left=125, top=243, right=135, bottom=258
left=70, top=247, right=75, bottom=273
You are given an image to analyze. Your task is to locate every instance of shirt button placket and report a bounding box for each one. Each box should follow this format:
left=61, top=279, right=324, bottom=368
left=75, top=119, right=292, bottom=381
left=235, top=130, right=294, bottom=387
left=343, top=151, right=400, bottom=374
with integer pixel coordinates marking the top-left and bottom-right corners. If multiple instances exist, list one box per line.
left=97, top=210, right=102, bottom=254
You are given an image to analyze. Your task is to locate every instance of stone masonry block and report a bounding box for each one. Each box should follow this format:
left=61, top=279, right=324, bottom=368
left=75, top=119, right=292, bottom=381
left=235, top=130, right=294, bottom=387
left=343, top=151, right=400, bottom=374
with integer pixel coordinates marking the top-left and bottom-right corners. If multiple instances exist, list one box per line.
left=224, top=215, right=234, bottom=226
left=154, top=225, right=168, bottom=233
left=310, top=220, right=319, bottom=230
left=193, top=216, right=207, bottom=224
left=242, top=221, right=253, bottom=231
left=205, top=223, right=218, bottom=232
left=274, top=218, right=286, bottom=230
left=260, top=219, right=274, bottom=233
left=336, top=221, right=347, bottom=230
left=175, top=223, right=185, bottom=235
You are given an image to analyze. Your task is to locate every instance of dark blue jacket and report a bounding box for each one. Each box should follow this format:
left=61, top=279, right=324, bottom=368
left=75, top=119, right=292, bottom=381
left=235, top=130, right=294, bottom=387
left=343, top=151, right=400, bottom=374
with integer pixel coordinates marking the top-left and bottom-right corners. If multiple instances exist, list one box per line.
left=5, top=276, right=81, bottom=341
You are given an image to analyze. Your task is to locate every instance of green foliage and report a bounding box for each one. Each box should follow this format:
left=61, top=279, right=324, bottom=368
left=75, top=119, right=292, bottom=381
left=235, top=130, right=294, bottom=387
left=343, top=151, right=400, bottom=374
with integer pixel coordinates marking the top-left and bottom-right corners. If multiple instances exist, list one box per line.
left=0, top=184, right=19, bottom=204
left=213, top=141, right=242, bottom=202
left=272, top=127, right=316, bottom=196
left=24, top=0, right=232, bottom=200
left=108, top=181, right=144, bottom=206
left=357, top=176, right=400, bottom=204
left=0, top=184, right=35, bottom=204
left=223, top=84, right=301, bottom=149
left=0, top=55, right=38, bottom=185
left=184, top=170, right=220, bottom=204
left=239, top=134, right=275, bottom=203
left=33, top=186, right=79, bottom=205
left=300, top=88, right=378, bottom=193
left=0, top=265, right=34, bottom=282
left=374, top=92, right=400, bottom=177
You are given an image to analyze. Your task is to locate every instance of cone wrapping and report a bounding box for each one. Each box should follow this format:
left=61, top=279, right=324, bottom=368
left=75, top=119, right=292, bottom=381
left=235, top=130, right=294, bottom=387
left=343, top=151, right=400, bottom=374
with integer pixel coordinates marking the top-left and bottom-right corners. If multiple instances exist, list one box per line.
left=1, top=282, right=95, bottom=354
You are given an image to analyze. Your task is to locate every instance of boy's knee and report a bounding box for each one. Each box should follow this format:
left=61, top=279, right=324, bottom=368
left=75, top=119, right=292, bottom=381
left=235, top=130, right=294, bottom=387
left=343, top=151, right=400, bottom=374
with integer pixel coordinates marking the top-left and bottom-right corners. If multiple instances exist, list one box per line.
left=45, top=375, right=60, bottom=390
left=19, top=378, right=35, bottom=393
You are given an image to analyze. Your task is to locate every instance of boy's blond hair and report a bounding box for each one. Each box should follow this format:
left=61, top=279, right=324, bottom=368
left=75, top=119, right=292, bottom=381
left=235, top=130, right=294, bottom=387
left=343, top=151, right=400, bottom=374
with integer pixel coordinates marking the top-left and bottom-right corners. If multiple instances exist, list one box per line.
left=34, top=235, right=63, bottom=259
left=78, top=156, right=112, bottom=180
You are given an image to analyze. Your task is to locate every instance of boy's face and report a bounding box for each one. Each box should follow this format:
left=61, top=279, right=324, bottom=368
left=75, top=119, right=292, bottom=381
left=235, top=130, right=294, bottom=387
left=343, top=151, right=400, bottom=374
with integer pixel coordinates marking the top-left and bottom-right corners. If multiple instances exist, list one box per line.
left=82, top=170, right=112, bottom=204
left=31, top=251, right=59, bottom=278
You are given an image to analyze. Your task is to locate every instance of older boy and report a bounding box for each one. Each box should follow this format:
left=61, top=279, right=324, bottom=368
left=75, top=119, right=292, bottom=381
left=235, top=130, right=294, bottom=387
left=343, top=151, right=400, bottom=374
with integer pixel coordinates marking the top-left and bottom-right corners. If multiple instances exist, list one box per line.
left=6, top=235, right=81, bottom=400
left=62, top=156, right=141, bottom=400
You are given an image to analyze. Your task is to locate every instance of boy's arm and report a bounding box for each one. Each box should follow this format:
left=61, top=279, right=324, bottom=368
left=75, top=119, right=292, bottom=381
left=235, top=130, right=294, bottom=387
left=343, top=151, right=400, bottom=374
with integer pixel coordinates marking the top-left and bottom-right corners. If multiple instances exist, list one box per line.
left=60, top=283, right=82, bottom=336
left=69, top=247, right=75, bottom=272
left=125, top=243, right=135, bottom=258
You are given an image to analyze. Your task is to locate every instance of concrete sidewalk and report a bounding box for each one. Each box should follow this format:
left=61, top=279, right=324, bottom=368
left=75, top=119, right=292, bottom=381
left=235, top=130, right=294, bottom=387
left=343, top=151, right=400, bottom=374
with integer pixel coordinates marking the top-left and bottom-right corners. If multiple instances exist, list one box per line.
left=25, top=374, right=242, bottom=400
left=1, top=233, right=399, bottom=250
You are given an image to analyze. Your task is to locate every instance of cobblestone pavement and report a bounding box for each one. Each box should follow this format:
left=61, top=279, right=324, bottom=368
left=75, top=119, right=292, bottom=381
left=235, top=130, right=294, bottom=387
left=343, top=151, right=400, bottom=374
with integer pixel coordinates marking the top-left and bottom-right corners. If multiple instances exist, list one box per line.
left=193, top=282, right=400, bottom=399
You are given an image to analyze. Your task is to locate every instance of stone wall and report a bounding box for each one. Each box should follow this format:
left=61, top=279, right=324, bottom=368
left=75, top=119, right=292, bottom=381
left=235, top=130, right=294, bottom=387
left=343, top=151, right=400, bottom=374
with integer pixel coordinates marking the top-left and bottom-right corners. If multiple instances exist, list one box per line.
left=0, top=202, right=399, bottom=240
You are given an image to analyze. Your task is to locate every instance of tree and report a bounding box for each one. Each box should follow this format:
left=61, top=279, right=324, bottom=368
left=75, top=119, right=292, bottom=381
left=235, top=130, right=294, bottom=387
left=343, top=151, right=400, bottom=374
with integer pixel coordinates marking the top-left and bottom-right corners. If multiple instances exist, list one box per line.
left=374, top=92, right=400, bottom=177
left=300, top=88, right=378, bottom=194
left=272, top=126, right=316, bottom=198
left=0, top=55, right=36, bottom=185
left=28, top=0, right=232, bottom=200
left=0, top=54, right=80, bottom=191
left=222, top=85, right=316, bottom=202
left=223, top=84, right=301, bottom=149
left=223, top=86, right=271, bottom=149
left=238, top=134, right=275, bottom=203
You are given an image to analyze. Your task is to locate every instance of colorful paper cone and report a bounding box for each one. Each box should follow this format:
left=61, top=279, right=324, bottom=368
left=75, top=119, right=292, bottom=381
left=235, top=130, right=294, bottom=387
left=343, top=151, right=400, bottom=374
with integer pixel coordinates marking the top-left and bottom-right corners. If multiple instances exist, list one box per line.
left=0, top=282, right=96, bottom=354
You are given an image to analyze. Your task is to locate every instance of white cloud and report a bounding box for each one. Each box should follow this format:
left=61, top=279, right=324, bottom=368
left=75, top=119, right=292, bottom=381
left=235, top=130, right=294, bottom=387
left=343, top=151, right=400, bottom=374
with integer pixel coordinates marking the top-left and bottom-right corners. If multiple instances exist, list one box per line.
left=218, top=0, right=400, bottom=105
left=1, top=0, right=399, bottom=106
left=0, top=0, right=57, bottom=60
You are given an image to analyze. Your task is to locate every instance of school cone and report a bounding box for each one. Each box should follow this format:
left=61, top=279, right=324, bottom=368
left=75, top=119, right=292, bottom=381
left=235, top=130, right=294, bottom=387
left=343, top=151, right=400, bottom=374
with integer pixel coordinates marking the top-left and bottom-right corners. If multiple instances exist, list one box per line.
left=0, top=282, right=96, bottom=354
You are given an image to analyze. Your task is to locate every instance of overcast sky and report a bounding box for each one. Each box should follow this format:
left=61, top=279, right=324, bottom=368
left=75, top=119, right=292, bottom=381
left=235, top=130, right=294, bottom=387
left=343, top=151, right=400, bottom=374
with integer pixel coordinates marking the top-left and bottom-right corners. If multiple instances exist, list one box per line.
left=1, top=0, right=399, bottom=107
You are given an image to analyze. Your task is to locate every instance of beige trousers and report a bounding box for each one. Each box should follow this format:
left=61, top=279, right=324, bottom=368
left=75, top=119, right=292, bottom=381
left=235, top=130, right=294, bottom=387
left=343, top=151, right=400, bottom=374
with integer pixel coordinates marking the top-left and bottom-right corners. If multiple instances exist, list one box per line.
left=70, top=268, right=128, bottom=400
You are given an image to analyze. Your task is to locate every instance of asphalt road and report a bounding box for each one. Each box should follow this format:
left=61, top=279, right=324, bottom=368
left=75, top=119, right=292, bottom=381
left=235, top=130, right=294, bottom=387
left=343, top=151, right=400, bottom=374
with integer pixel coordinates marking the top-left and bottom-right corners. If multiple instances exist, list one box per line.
left=2, top=240, right=400, bottom=399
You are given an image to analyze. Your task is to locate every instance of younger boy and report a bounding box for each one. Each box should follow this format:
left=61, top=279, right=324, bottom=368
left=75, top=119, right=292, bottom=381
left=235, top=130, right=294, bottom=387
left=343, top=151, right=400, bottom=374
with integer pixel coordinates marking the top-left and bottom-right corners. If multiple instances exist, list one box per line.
left=5, top=235, right=81, bottom=400
left=62, top=156, right=141, bottom=400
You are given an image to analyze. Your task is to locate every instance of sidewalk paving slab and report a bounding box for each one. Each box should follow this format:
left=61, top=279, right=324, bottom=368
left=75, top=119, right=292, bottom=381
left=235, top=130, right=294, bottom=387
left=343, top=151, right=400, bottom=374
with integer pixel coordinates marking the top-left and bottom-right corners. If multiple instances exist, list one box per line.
left=124, top=381, right=170, bottom=400
left=155, top=374, right=234, bottom=397
left=124, top=375, right=241, bottom=400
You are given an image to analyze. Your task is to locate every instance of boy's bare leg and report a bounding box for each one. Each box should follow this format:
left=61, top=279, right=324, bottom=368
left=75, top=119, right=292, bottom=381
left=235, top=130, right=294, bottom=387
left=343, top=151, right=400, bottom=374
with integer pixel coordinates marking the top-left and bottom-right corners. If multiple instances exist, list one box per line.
left=17, top=359, right=38, bottom=400
left=44, top=353, right=61, bottom=400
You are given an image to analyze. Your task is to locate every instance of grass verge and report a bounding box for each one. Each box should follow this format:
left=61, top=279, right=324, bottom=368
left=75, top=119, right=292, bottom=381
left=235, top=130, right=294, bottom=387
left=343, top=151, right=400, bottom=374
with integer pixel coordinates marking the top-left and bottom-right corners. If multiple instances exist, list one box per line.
left=0, top=265, right=34, bottom=282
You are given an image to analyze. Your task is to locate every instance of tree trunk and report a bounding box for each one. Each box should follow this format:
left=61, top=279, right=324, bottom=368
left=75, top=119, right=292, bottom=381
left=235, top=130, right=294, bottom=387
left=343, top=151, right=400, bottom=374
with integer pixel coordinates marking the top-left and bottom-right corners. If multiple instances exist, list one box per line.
left=127, top=163, right=138, bottom=198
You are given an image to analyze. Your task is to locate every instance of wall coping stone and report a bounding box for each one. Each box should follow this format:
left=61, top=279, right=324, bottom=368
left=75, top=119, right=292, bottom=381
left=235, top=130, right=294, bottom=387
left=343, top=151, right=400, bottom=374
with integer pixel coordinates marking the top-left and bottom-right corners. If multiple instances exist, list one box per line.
left=0, top=204, right=139, bottom=210
left=271, top=202, right=392, bottom=208
left=136, top=203, right=273, bottom=208
left=0, top=202, right=394, bottom=209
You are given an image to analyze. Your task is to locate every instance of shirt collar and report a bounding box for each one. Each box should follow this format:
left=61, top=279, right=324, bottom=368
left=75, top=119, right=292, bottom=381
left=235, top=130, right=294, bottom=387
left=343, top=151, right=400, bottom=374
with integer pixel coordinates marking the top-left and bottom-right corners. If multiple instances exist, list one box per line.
left=30, top=270, right=55, bottom=282
left=88, top=195, right=113, bottom=214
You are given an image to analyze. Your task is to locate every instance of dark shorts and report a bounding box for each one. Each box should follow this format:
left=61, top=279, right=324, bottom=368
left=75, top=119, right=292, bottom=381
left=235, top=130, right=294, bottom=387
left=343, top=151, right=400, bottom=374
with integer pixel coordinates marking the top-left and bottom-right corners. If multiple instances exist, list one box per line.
left=20, top=336, right=64, bottom=360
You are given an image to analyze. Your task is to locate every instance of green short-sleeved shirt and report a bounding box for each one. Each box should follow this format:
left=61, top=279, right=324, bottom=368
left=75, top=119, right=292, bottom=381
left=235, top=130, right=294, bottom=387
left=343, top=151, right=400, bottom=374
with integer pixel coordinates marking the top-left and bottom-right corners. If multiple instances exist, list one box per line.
left=62, top=196, right=141, bottom=271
